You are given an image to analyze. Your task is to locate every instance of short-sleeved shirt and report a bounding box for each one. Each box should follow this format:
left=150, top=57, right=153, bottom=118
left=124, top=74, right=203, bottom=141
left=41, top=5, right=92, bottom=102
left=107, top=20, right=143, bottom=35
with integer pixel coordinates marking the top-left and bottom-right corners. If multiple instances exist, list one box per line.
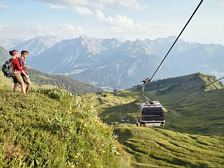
left=19, top=57, right=28, bottom=75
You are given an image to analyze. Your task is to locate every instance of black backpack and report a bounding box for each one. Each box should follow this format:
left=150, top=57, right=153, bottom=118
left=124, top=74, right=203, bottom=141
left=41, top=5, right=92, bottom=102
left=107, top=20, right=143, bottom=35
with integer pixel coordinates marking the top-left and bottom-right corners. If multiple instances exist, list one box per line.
left=2, top=60, right=14, bottom=77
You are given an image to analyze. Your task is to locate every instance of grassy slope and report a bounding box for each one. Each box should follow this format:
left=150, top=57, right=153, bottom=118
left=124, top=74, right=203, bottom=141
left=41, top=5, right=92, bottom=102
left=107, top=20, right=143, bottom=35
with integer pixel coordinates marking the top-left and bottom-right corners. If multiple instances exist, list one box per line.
left=0, top=73, right=13, bottom=90
left=81, top=74, right=224, bottom=168
left=115, top=125, right=224, bottom=168
left=0, top=78, right=128, bottom=167
left=164, top=90, right=224, bottom=135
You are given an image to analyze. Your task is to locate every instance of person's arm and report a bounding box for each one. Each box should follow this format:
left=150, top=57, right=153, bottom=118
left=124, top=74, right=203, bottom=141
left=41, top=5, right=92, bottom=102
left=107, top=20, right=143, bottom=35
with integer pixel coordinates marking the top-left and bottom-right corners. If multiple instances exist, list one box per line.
left=22, top=70, right=28, bottom=78
left=19, top=58, right=29, bottom=77
left=14, top=59, right=28, bottom=77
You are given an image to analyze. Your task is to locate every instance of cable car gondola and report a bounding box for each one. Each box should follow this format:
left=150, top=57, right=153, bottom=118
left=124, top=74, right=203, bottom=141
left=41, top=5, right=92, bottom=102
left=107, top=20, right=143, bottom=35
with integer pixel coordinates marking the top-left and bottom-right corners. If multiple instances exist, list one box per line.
left=137, top=101, right=165, bottom=127
left=137, top=78, right=165, bottom=127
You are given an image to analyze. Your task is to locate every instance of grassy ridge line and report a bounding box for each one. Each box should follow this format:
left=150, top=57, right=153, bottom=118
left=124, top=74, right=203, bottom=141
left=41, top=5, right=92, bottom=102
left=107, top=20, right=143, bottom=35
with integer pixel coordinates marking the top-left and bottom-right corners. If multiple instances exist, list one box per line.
left=0, top=88, right=129, bottom=167
left=143, top=73, right=223, bottom=93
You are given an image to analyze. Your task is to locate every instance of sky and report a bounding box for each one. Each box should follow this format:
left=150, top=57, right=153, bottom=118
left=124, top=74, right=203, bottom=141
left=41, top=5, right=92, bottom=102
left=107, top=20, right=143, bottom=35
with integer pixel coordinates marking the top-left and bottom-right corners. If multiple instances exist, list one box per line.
left=0, top=0, right=224, bottom=44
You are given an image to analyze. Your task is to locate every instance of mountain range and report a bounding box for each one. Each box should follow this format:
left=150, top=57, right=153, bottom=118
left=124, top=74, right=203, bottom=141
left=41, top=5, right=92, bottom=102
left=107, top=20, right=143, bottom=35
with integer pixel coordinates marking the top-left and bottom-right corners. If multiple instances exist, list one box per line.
left=0, top=46, right=9, bottom=65
left=14, top=36, right=67, bottom=57
left=4, top=35, right=224, bottom=89
left=0, top=38, right=27, bottom=49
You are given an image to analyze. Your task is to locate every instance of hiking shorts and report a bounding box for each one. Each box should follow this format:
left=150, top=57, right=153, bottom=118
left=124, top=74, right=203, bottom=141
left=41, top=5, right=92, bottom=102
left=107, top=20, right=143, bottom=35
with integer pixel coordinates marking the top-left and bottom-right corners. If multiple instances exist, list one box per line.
left=22, top=75, right=31, bottom=85
left=12, top=73, right=24, bottom=85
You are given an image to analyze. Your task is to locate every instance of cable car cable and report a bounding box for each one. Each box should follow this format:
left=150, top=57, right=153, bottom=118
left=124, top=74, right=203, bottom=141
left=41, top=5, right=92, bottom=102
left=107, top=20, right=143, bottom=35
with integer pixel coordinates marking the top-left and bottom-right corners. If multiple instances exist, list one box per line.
left=142, top=0, right=204, bottom=91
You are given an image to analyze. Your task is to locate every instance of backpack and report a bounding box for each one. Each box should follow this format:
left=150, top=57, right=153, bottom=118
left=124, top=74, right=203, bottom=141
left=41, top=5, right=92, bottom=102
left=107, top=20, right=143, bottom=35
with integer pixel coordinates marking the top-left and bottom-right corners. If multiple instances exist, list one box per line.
left=2, top=60, right=14, bottom=77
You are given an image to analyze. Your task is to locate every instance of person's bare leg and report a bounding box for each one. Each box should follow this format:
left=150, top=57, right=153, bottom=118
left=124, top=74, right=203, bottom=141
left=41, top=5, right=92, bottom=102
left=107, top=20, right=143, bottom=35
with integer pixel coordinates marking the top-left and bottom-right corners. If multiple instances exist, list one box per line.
left=21, top=83, right=26, bottom=94
left=15, top=73, right=26, bottom=94
left=13, top=83, right=18, bottom=92
left=25, top=77, right=32, bottom=93
left=26, top=84, right=31, bottom=93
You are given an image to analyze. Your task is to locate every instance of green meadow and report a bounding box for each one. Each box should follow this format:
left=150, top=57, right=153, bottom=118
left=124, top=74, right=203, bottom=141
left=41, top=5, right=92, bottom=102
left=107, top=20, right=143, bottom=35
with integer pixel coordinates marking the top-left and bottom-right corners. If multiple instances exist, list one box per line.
left=0, top=72, right=223, bottom=167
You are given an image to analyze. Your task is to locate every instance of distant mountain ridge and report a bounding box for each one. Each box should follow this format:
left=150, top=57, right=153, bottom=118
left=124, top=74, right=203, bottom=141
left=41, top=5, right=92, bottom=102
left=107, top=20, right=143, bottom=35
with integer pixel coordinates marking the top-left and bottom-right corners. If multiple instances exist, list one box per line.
left=0, top=38, right=27, bottom=49
left=14, top=36, right=67, bottom=56
left=0, top=46, right=10, bottom=64
left=22, top=36, right=224, bottom=89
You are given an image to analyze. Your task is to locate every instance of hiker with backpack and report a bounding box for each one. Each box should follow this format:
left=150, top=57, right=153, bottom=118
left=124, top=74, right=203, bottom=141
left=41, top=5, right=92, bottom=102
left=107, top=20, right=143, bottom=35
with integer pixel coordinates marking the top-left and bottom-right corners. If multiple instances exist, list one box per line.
left=9, top=50, right=28, bottom=94
left=19, top=50, right=31, bottom=93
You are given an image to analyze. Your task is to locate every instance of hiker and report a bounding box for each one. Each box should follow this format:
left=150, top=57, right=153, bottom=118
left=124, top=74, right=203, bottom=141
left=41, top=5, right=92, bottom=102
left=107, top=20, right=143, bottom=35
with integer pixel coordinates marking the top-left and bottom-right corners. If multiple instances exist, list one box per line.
left=9, top=50, right=28, bottom=94
left=19, top=50, right=31, bottom=93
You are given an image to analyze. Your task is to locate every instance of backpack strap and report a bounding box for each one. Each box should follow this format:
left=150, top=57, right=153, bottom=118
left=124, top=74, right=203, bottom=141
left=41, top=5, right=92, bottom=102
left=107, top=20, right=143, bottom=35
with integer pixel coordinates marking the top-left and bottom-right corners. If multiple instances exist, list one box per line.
left=8, top=59, right=13, bottom=65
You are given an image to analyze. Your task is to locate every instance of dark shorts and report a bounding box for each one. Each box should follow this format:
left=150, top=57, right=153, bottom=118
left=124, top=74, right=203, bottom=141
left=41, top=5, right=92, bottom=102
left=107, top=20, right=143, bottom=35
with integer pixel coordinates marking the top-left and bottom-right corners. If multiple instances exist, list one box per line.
left=12, top=76, right=18, bottom=84
left=13, top=74, right=31, bottom=85
left=12, top=73, right=24, bottom=85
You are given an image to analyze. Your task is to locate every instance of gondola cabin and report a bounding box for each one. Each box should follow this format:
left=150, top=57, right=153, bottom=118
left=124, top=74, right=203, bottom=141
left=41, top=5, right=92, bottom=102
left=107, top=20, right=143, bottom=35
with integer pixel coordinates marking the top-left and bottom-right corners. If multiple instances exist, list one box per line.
left=137, top=101, right=165, bottom=127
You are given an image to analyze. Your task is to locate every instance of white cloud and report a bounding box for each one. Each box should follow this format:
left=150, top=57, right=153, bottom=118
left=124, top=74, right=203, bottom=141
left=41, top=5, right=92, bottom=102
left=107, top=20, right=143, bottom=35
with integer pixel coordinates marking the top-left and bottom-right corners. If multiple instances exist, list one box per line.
left=36, top=0, right=143, bottom=10
left=96, top=10, right=141, bottom=33
left=96, top=10, right=134, bottom=25
left=59, top=24, right=83, bottom=35
left=96, top=0, right=144, bottom=10
left=202, top=64, right=209, bottom=68
left=95, top=10, right=174, bottom=40
left=34, top=0, right=144, bottom=15
left=74, top=6, right=93, bottom=15
left=110, top=0, right=144, bottom=9
left=217, top=0, right=224, bottom=7
left=48, top=4, right=65, bottom=10
left=0, top=3, right=7, bottom=9
left=0, top=24, right=84, bottom=39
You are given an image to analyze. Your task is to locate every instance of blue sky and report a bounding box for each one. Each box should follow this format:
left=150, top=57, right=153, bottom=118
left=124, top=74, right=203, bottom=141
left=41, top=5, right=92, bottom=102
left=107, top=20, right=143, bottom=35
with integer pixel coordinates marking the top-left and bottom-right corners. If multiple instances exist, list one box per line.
left=0, top=0, right=224, bottom=44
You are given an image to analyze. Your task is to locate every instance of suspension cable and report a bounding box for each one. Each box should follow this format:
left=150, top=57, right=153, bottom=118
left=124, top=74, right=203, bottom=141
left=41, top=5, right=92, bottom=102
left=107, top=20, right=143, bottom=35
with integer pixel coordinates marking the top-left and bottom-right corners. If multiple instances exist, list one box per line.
left=142, top=0, right=204, bottom=91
